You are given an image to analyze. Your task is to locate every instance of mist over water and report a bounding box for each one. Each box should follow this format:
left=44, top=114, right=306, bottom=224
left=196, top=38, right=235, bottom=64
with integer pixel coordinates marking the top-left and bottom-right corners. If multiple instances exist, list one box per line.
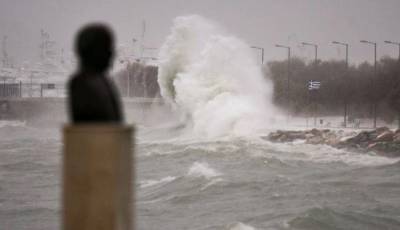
left=158, top=15, right=279, bottom=138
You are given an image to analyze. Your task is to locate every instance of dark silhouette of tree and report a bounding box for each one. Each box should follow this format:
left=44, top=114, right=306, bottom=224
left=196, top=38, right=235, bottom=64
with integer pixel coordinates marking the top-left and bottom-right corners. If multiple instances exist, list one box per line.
left=267, top=57, right=400, bottom=123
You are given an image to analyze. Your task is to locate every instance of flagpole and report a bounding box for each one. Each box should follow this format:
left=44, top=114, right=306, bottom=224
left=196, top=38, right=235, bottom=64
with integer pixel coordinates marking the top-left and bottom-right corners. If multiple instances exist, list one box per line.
left=308, top=80, right=321, bottom=127
left=360, top=40, right=377, bottom=128
left=302, top=42, right=319, bottom=127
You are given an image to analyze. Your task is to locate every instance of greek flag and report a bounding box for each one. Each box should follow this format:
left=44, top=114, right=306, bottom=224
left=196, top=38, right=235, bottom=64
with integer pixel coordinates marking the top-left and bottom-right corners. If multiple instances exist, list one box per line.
left=308, top=80, right=321, bottom=90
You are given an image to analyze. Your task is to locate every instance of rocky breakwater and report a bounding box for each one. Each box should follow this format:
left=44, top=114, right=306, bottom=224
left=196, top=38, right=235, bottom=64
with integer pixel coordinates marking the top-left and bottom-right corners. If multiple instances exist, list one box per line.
left=264, top=127, right=400, bottom=157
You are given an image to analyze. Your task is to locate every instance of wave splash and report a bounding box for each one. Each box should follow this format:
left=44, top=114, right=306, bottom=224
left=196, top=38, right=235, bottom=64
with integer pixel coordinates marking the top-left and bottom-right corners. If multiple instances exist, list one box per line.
left=228, top=222, right=257, bottom=230
left=187, top=161, right=221, bottom=179
left=158, top=15, right=279, bottom=138
left=139, top=176, right=177, bottom=189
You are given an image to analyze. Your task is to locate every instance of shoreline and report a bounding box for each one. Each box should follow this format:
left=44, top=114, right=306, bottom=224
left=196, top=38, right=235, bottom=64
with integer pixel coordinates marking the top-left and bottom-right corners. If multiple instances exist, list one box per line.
left=263, top=127, right=400, bottom=158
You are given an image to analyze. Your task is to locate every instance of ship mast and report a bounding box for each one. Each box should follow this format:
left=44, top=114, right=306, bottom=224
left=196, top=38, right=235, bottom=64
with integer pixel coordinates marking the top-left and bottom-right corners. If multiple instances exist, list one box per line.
left=140, top=20, right=146, bottom=62
left=2, top=35, right=10, bottom=68
left=39, top=29, right=56, bottom=62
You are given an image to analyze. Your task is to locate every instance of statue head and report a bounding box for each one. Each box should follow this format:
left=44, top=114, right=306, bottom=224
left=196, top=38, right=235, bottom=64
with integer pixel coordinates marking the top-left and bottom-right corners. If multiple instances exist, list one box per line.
left=75, top=23, right=114, bottom=73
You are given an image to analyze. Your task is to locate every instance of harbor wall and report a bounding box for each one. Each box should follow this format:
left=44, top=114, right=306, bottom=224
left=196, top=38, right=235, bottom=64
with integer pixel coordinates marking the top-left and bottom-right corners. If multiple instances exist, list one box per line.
left=0, top=97, right=164, bottom=125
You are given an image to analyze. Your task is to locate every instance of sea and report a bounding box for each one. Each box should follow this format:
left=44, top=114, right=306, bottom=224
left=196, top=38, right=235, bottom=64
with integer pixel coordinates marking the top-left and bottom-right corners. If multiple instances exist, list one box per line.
left=1, top=118, right=400, bottom=230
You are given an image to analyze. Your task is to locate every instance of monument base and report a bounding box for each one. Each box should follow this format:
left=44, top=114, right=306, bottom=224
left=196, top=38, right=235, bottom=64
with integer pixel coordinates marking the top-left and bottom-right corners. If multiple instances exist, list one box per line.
left=62, top=124, right=134, bottom=230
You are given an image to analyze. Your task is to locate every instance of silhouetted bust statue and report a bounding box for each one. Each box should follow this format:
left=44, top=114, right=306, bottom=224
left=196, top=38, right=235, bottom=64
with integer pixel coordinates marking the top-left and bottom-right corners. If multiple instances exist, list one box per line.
left=68, top=24, right=123, bottom=123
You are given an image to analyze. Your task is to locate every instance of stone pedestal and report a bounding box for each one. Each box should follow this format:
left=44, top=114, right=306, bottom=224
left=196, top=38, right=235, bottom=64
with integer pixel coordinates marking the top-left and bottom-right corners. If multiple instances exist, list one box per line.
left=62, top=125, right=134, bottom=230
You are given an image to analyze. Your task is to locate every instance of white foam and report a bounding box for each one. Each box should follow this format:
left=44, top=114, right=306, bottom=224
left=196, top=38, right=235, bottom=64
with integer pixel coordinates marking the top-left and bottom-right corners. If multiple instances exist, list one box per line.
left=187, top=161, right=221, bottom=179
left=139, top=176, right=176, bottom=188
left=158, top=15, right=280, bottom=138
left=269, top=141, right=399, bottom=166
left=228, top=222, right=256, bottom=230
left=201, top=178, right=223, bottom=191
left=302, top=145, right=399, bottom=166
left=0, top=120, right=26, bottom=128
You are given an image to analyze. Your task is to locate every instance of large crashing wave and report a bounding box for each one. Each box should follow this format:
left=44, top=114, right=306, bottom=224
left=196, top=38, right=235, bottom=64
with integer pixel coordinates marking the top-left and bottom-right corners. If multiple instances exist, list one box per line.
left=158, top=15, right=278, bottom=137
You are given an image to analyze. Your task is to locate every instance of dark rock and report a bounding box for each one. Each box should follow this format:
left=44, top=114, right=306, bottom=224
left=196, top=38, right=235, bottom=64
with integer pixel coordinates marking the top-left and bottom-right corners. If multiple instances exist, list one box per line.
left=344, top=131, right=371, bottom=145
left=267, top=130, right=307, bottom=142
left=306, top=135, right=324, bottom=145
left=265, top=127, right=400, bottom=157
left=310, top=128, right=322, bottom=136
left=376, top=126, right=390, bottom=134
left=278, top=134, right=288, bottom=142
left=367, top=142, right=380, bottom=150
left=305, top=133, right=314, bottom=139
left=368, top=127, right=390, bottom=140
left=286, top=131, right=306, bottom=140
left=367, top=142, right=400, bottom=155
left=267, top=132, right=283, bottom=142
left=325, top=134, right=340, bottom=146
left=394, top=133, right=400, bottom=143
left=374, top=131, right=394, bottom=142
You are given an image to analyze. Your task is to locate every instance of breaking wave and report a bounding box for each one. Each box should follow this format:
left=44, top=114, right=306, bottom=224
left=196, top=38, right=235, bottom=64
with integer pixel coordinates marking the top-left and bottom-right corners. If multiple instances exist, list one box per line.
left=187, top=161, right=221, bottom=179
left=139, top=176, right=177, bottom=189
left=228, top=222, right=256, bottom=230
left=158, top=15, right=279, bottom=138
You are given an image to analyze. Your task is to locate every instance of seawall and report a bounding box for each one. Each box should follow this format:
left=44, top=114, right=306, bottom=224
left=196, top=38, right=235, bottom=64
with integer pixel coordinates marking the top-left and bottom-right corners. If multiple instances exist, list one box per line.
left=0, top=97, right=164, bottom=126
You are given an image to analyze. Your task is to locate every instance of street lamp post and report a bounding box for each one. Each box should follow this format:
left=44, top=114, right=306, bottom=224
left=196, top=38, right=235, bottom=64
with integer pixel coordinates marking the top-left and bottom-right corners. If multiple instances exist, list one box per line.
left=126, top=38, right=138, bottom=98
left=302, top=42, right=319, bottom=126
left=132, top=38, right=137, bottom=55
left=275, top=44, right=291, bottom=115
left=251, top=46, right=265, bottom=64
left=360, top=40, right=378, bottom=128
left=384, top=40, right=400, bottom=61
left=384, top=40, right=400, bottom=128
left=332, top=41, right=349, bottom=128
left=302, top=42, right=318, bottom=65
left=127, top=62, right=131, bottom=97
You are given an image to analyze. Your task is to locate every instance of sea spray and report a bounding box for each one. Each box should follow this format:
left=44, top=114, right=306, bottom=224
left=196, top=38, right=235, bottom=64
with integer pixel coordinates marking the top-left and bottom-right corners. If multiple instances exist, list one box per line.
left=158, top=15, right=279, bottom=137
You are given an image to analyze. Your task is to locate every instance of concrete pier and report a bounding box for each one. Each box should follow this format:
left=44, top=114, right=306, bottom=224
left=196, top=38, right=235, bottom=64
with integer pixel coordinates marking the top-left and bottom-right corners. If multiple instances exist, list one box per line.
left=62, top=125, right=134, bottom=230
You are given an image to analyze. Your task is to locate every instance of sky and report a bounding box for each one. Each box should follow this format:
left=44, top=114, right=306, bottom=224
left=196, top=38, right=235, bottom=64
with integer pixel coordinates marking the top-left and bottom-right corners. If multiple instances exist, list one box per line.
left=1, top=0, right=400, bottom=66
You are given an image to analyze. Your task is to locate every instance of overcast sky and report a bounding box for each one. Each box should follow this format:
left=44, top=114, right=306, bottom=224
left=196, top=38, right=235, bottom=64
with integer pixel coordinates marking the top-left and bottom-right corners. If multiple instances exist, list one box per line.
left=1, top=0, right=400, bottom=65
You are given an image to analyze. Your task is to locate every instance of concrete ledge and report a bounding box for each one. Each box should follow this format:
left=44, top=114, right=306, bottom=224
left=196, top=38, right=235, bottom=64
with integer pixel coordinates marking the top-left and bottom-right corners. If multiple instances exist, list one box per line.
left=62, top=124, right=134, bottom=230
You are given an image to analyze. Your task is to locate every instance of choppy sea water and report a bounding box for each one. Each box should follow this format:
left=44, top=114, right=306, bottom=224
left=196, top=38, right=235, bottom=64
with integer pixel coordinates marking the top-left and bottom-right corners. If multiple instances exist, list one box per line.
left=1, top=121, right=400, bottom=230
